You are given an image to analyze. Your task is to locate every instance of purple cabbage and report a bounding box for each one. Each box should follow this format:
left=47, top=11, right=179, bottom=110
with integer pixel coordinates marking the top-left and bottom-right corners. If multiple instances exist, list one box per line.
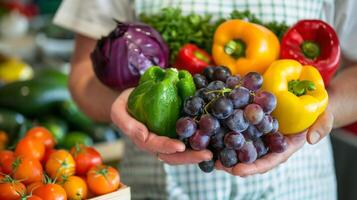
left=91, top=22, right=169, bottom=91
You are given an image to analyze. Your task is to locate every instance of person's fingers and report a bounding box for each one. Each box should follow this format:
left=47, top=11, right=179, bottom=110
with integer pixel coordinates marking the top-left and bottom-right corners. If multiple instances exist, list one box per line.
left=111, top=88, right=149, bottom=142
left=135, top=133, right=186, bottom=154
left=158, top=149, right=213, bottom=165
left=307, top=111, right=334, bottom=144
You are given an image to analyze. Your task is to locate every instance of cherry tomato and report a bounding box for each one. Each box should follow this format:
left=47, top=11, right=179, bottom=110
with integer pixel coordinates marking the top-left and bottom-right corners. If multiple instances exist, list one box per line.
left=25, top=126, right=56, bottom=149
left=12, top=155, right=43, bottom=185
left=0, top=150, right=15, bottom=174
left=15, top=137, right=45, bottom=161
left=70, top=144, right=102, bottom=175
left=87, top=165, right=120, bottom=195
left=61, top=176, right=87, bottom=200
left=0, top=176, right=26, bottom=200
left=42, top=148, right=56, bottom=166
left=46, top=150, right=75, bottom=180
left=33, top=183, right=67, bottom=200
left=27, top=181, right=43, bottom=194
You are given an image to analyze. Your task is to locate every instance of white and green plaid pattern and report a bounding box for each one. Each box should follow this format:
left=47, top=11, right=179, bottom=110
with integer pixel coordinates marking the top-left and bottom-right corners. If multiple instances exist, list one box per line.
left=119, top=0, right=337, bottom=199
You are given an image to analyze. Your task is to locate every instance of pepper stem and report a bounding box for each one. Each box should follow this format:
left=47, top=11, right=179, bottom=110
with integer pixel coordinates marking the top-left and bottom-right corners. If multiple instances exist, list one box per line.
left=288, top=80, right=316, bottom=96
left=301, top=41, right=320, bottom=59
left=194, top=51, right=210, bottom=63
left=224, top=39, right=246, bottom=59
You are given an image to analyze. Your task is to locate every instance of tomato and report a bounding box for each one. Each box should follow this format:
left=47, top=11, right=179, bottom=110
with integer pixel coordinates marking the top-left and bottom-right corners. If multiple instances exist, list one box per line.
left=27, top=181, right=43, bottom=194
left=87, top=165, right=120, bottom=195
left=70, top=144, right=102, bottom=175
left=0, top=131, right=9, bottom=150
left=61, top=176, right=87, bottom=200
left=42, top=148, right=56, bottom=166
left=15, top=137, right=45, bottom=161
left=12, top=155, right=43, bottom=185
left=46, top=150, right=75, bottom=180
left=25, top=126, right=56, bottom=149
left=33, top=183, right=67, bottom=200
left=25, top=195, right=43, bottom=200
left=0, top=176, right=26, bottom=200
left=0, top=150, right=15, bottom=174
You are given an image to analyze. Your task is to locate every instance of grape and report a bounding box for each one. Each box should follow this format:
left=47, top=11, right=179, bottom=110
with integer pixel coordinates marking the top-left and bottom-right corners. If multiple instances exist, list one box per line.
left=209, top=127, right=226, bottom=150
left=212, top=66, right=231, bottom=82
left=242, top=72, right=263, bottom=91
left=226, top=75, right=241, bottom=89
left=224, top=109, right=249, bottom=132
left=229, top=87, right=250, bottom=108
left=193, top=74, right=208, bottom=89
left=211, top=97, right=234, bottom=119
left=198, top=160, right=215, bottom=173
left=256, top=114, right=273, bottom=134
left=254, top=91, right=277, bottom=113
left=253, top=138, right=269, bottom=158
left=264, top=132, right=288, bottom=153
left=176, top=117, right=197, bottom=138
left=270, top=118, right=279, bottom=133
left=244, top=104, right=264, bottom=125
left=199, top=114, right=220, bottom=136
left=189, top=130, right=210, bottom=150
left=180, top=137, right=190, bottom=147
left=224, top=131, right=245, bottom=150
left=219, top=148, right=238, bottom=167
left=203, top=66, right=216, bottom=81
left=184, top=96, right=205, bottom=116
left=195, top=88, right=217, bottom=102
left=243, top=125, right=263, bottom=141
left=207, top=80, right=226, bottom=91
left=237, top=141, right=258, bottom=163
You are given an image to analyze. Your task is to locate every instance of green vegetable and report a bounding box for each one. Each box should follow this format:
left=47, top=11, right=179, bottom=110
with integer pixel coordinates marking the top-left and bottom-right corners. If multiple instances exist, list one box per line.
left=128, top=66, right=195, bottom=138
left=40, top=117, right=68, bottom=144
left=140, top=8, right=289, bottom=63
left=62, top=131, right=94, bottom=149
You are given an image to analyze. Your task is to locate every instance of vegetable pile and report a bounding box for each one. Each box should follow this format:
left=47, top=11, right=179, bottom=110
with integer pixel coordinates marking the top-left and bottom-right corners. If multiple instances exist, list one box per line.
left=0, top=126, right=121, bottom=200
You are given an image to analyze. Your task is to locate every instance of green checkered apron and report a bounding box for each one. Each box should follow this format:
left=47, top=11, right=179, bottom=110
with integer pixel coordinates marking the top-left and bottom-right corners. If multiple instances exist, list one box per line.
left=119, top=1, right=337, bottom=199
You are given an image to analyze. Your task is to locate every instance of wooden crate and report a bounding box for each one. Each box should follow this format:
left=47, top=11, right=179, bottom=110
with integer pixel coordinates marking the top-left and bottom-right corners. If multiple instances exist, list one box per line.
left=88, top=185, right=131, bottom=200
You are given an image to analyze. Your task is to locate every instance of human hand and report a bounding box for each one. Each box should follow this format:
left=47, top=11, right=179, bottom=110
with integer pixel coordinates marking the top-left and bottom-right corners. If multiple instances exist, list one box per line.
left=215, top=109, right=334, bottom=177
left=111, top=88, right=212, bottom=165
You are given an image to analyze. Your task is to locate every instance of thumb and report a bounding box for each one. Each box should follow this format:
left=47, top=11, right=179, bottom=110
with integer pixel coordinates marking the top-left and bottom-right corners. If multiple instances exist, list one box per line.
left=306, top=111, right=334, bottom=144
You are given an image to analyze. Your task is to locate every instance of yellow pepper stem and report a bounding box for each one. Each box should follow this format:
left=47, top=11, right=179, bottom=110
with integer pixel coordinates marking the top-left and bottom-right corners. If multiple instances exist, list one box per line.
left=224, top=39, right=246, bottom=59
left=288, top=80, right=316, bottom=96
left=301, top=41, right=320, bottom=59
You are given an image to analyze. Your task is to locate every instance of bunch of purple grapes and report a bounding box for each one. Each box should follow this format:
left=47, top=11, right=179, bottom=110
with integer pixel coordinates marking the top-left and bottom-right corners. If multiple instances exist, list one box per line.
left=176, top=66, right=288, bottom=173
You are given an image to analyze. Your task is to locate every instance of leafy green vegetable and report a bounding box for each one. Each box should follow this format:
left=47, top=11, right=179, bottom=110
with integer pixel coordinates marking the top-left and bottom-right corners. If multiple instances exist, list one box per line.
left=140, top=8, right=289, bottom=63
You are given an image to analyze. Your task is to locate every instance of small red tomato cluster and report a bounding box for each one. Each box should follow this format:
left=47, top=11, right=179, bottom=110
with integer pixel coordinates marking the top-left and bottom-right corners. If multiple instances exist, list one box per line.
left=0, top=126, right=120, bottom=200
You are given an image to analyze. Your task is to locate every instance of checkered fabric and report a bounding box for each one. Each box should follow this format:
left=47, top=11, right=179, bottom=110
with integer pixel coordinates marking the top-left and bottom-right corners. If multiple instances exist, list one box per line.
left=118, top=1, right=337, bottom=200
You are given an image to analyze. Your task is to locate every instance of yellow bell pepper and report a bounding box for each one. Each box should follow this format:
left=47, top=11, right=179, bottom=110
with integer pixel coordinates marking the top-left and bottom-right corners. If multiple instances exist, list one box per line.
left=262, top=59, right=328, bottom=134
left=212, top=19, right=280, bottom=76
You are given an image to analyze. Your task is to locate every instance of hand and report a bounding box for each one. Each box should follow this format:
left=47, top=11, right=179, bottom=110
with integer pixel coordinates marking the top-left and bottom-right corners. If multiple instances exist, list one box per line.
left=111, top=88, right=212, bottom=165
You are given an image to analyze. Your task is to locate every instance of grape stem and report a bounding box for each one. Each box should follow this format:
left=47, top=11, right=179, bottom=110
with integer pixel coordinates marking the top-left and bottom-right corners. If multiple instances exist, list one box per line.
left=203, top=87, right=232, bottom=114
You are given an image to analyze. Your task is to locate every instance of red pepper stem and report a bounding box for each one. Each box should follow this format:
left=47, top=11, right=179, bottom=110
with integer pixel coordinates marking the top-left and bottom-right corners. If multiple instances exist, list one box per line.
left=224, top=39, right=246, bottom=59
left=288, top=80, right=316, bottom=96
left=301, top=41, right=320, bottom=59
left=194, top=50, right=210, bottom=63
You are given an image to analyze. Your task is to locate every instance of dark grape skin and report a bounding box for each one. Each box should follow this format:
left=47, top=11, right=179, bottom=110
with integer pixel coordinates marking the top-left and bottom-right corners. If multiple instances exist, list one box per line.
left=207, top=80, right=226, bottom=91
left=237, top=141, right=258, bottom=163
left=219, top=148, right=238, bottom=168
left=195, top=88, right=217, bottom=103
left=210, top=96, right=234, bottom=120
left=203, top=66, right=216, bottom=82
left=256, top=114, right=273, bottom=134
left=243, top=125, right=263, bottom=141
left=242, top=72, right=263, bottom=91
left=183, top=96, right=205, bottom=116
left=243, top=104, right=264, bottom=125
left=270, top=118, right=279, bottom=133
left=193, top=74, right=208, bottom=89
left=254, top=91, right=277, bottom=113
left=253, top=138, right=269, bottom=158
left=209, top=127, right=226, bottom=150
left=229, top=87, right=251, bottom=109
left=224, top=109, right=249, bottom=132
left=263, top=132, right=288, bottom=153
left=198, top=160, right=215, bottom=173
left=199, top=114, right=220, bottom=136
left=189, top=130, right=210, bottom=151
left=212, top=66, right=231, bottom=82
left=226, top=75, right=241, bottom=89
left=224, top=131, right=245, bottom=150
left=176, top=117, right=197, bottom=138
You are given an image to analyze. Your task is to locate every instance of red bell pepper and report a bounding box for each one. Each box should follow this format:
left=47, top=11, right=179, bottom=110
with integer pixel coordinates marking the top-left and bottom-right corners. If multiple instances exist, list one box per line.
left=280, top=19, right=340, bottom=86
left=174, top=44, right=212, bottom=74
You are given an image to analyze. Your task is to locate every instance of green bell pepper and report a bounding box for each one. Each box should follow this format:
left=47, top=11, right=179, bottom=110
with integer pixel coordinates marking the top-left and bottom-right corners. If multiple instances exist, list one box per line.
left=128, top=66, right=195, bottom=138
